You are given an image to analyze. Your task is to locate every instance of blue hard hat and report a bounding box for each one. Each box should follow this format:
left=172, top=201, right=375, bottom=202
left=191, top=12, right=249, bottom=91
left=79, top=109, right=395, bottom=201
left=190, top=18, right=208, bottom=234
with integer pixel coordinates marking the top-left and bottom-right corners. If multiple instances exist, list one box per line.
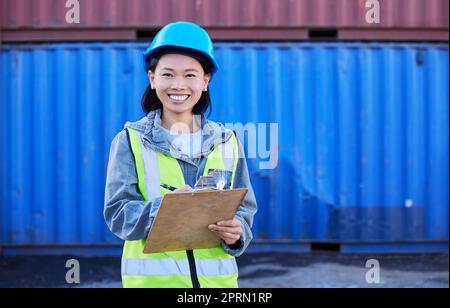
left=143, top=21, right=219, bottom=75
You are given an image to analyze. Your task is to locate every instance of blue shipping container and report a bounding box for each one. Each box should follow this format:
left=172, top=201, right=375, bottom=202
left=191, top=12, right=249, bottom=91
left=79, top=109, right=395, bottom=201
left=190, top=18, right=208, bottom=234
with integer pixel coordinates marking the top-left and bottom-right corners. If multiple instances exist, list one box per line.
left=0, top=42, right=448, bottom=254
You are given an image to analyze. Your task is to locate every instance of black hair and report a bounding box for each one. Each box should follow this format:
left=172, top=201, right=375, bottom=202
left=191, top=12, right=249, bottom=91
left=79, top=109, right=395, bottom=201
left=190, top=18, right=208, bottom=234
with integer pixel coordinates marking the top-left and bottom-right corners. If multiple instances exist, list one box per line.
left=141, top=47, right=213, bottom=117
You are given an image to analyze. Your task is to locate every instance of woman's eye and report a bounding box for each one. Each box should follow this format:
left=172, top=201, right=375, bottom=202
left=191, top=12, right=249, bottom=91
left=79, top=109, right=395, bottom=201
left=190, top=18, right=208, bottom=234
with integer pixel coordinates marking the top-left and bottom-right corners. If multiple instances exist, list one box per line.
left=186, top=74, right=196, bottom=78
left=162, top=73, right=173, bottom=77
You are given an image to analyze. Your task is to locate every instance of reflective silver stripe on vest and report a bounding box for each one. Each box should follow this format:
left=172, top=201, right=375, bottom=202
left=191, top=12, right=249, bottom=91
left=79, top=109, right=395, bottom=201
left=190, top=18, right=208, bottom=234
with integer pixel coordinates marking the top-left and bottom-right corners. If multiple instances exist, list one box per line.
left=122, top=258, right=238, bottom=277
left=196, top=258, right=238, bottom=277
left=122, top=258, right=191, bottom=276
left=222, top=135, right=236, bottom=172
left=137, top=135, right=162, bottom=199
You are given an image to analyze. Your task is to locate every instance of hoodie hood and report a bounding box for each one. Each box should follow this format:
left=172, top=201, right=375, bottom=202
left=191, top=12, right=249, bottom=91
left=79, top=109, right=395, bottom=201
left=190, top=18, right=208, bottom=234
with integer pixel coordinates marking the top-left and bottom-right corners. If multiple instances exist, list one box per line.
left=124, top=109, right=232, bottom=161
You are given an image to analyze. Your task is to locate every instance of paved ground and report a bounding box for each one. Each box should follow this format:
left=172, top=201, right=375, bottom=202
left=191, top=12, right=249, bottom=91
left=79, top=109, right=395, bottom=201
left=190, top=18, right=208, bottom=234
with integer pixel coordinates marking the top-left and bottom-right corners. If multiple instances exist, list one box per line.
left=0, top=253, right=448, bottom=288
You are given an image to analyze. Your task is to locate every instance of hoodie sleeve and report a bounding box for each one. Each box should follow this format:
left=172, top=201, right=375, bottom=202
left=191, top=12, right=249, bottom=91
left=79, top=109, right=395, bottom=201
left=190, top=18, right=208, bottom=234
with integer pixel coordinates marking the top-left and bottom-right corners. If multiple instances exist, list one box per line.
left=222, top=140, right=258, bottom=257
left=103, top=130, right=163, bottom=241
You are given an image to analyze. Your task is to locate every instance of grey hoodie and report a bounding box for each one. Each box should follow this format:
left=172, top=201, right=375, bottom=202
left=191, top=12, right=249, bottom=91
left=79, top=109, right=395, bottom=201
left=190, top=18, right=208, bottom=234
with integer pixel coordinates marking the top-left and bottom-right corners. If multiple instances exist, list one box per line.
left=104, top=110, right=257, bottom=256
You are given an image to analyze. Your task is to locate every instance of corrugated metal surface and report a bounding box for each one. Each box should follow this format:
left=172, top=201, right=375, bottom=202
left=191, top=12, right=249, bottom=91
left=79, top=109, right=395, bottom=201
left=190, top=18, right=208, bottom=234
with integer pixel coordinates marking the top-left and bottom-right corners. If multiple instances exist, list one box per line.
left=0, top=43, right=147, bottom=246
left=213, top=42, right=449, bottom=243
left=1, top=0, right=448, bottom=29
left=1, top=0, right=449, bottom=42
left=1, top=42, right=448, bottom=250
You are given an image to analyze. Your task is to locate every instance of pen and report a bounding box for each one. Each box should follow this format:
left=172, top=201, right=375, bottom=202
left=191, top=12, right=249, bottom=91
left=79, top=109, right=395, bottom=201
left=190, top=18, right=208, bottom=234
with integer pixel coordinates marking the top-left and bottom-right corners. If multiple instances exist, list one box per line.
left=160, top=183, right=177, bottom=192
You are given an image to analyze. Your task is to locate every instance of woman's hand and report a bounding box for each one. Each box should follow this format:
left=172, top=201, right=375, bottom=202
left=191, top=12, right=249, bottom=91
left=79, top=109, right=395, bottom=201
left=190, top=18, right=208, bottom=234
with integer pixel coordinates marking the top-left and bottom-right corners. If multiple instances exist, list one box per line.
left=208, top=218, right=242, bottom=245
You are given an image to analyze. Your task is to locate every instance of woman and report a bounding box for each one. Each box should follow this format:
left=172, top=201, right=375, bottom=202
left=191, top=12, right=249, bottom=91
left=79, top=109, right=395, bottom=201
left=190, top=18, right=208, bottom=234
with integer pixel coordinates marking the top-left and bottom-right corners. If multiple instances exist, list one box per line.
left=104, top=21, right=257, bottom=288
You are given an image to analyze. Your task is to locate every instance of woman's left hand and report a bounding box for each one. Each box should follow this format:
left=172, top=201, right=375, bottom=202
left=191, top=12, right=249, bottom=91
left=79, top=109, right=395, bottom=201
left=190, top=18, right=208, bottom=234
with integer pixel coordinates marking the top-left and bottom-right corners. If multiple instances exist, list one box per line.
left=208, top=218, right=242, bottom=245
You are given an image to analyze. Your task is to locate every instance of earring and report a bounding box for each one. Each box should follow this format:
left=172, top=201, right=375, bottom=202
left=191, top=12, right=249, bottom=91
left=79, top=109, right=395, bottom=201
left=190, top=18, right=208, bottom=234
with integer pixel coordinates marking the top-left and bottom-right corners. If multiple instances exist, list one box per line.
left=204, top=87, right=208, bottom=92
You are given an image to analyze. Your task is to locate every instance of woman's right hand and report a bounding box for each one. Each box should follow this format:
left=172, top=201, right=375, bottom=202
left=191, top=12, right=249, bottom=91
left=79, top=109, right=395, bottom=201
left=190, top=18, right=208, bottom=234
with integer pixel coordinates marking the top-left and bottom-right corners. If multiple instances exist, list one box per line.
left=173, top=185, right=193, bottom=193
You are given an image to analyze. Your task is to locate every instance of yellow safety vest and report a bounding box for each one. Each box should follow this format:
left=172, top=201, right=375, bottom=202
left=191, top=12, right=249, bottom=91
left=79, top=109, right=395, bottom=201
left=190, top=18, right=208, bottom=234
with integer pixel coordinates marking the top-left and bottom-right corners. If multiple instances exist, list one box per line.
left=122, top=127, right=239, bottom=288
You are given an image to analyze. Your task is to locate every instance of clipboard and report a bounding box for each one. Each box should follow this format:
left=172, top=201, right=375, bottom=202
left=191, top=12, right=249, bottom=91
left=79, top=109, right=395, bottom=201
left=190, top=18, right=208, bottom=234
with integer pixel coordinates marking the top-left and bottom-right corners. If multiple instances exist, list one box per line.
left=143, top=188, right=248, bottom=254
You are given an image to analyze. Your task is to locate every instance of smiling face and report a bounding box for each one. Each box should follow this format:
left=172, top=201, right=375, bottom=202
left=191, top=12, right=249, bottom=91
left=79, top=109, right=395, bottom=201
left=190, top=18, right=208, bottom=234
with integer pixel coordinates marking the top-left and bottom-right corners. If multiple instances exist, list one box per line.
left=148, top=53, right=211, bottom=118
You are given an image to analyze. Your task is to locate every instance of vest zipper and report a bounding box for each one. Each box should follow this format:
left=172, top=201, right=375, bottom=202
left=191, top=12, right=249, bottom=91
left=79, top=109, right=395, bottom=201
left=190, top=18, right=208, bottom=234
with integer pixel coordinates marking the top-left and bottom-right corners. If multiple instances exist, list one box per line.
left=186, top=250, right=200, bottom=288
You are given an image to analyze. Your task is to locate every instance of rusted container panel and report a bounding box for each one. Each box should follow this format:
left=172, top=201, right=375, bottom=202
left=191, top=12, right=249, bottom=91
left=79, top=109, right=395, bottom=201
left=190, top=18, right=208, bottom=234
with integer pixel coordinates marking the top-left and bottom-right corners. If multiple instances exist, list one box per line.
left=1, top=0, right=448, bottom=29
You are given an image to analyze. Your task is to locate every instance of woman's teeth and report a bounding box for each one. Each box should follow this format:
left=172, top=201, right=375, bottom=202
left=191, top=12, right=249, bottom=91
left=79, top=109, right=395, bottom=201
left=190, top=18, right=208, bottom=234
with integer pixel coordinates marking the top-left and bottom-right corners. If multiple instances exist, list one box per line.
left=169, top=95, right=189, bottom=101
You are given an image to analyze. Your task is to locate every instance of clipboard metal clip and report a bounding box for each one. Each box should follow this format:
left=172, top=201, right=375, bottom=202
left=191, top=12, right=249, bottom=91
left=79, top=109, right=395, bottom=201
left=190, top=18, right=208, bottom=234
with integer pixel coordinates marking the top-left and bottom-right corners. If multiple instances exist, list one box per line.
left=194, top=170, right=229, bottom=190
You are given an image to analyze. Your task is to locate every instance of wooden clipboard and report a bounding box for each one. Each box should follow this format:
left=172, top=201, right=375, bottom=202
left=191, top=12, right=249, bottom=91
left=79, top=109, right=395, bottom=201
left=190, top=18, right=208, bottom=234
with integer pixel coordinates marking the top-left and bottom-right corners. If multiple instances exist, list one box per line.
left=143, top=188, right=248, bottom=254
